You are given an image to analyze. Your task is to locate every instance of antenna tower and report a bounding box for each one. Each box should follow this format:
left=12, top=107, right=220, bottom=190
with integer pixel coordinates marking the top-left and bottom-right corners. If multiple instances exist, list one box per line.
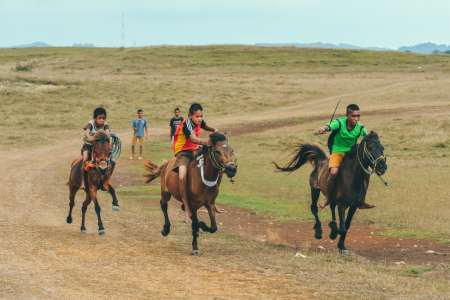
left=121, top=13, right=125, bottom=47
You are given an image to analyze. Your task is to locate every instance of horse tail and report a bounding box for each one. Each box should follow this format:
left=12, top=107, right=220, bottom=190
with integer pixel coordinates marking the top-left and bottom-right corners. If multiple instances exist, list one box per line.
left=144, top=160, right=168, bottom=184
left=273, top=143, right=328, bottom=173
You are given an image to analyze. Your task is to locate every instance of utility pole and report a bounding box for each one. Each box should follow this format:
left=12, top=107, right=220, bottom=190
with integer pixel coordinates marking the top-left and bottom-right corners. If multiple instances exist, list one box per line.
left=121, top=12, right=125, bottom=47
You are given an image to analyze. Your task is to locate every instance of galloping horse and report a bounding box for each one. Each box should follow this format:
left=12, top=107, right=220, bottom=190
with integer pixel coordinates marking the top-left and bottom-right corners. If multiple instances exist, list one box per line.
left=274, top=131, right=387, bottom=253
left=66, top=131, right=119, bottom=235
left=144, top=132, right=237, bottom=255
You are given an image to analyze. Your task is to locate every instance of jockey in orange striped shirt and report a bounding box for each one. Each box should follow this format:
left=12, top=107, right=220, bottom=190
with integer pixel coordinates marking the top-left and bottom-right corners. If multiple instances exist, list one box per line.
left=172, top=103, right=219, bottom=223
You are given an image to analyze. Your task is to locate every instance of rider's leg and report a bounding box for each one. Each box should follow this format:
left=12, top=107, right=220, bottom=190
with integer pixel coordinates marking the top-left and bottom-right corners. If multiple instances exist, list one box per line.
left=318, top=167, right=338, bottom=210
left=178, top=165, right=191, bottom=223
left=359, top=174, right=376, bottom=209
left=80, top=150, right=90, bottom=190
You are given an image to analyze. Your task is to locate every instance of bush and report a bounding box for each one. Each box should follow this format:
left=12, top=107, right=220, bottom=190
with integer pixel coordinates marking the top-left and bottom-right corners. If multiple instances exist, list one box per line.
left=15, top=63, right=33, bottom=72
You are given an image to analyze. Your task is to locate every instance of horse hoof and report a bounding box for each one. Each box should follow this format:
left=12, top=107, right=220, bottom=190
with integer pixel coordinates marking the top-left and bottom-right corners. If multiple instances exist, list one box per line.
left=66, top=217, right=72, bottom=224
left=99, top=230, right=105, bottom=235
left=339, top=249, right=349, bottom=255
left=81, top=230, right=88, bottom=234
left=329, top=231, right=338, bottom=240
left=112, top=206, right=120, bottom=211
left=314, top=233, right=322, bottom=240
left=191, top=250, right=201, bottom=256
left=161, top=230, right=169, bottom=237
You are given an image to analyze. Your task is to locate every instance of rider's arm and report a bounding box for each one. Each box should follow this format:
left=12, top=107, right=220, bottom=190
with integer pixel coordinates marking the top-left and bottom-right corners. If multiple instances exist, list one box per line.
left=189, top=134, right=212, bottom=146
left=202, top=122, right=219, bottom=132
left=84, top=128, right=94, bottom=142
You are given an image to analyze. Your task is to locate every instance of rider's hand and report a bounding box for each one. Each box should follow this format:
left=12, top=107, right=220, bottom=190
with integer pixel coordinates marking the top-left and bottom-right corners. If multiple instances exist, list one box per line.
left=205, top=140, right=212, bottom=147
left=89, top=136, right=95, bottom=142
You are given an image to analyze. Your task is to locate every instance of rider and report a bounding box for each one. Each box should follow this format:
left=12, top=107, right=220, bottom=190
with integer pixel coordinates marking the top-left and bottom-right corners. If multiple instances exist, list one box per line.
left=80, top=107, right=110, bottom=190
left=317, top=104, right=375, bottom=210
left=172, top=103, right=219, bottom=223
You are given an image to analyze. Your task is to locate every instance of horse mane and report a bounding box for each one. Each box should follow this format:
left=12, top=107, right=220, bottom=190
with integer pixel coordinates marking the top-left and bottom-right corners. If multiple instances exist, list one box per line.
left=344, top=130, right=379, bottom=159
left=210, top=132, right=227, bottom=144
left=94, top=131, right=110, bottom=144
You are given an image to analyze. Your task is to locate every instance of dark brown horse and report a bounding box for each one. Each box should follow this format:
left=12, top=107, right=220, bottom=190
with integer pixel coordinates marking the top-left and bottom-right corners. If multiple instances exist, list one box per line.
left=274, top=131, right=387, bottom=254
left=66, top=131, right=119, bottom=235
left=144, top=132, right=237, bottom=255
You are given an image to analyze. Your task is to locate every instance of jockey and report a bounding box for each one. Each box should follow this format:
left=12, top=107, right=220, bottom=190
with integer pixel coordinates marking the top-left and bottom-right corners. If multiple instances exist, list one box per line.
left=172, top=103, right=219, bottom=223
left=80, top=107, right=110, bottom=190
left=317, top=104, right=376, bottom=210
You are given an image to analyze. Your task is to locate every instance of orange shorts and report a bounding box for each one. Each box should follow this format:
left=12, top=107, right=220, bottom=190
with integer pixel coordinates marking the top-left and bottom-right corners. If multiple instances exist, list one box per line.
left=132, top=136, right=144, bottom=146
left=329, top=153, right=345, bottom=168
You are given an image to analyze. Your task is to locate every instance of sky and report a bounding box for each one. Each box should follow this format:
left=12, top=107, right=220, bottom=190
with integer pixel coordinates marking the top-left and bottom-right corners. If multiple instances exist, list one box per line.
left=1, top=0, right=449, bottom=49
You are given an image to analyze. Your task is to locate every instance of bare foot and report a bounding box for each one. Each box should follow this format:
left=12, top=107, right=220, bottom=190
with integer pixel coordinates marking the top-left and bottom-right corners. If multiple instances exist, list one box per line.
left=215, top=205, right=225, bottom=213
left=318, top=198, right=329, bottom=210
left=358, top=202, right=376, bottom=209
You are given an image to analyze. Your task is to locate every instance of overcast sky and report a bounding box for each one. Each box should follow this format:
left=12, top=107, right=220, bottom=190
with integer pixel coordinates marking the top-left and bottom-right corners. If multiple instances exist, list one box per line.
left=1, top=0, right=449, bottom=49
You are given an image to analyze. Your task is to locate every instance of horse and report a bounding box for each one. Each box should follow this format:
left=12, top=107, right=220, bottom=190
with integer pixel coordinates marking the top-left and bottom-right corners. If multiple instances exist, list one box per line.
left=144, top=132, right=237, bottom=255
left=66, top=131, right=120, bottom=235
left=274, top=131, right=387, bottom=254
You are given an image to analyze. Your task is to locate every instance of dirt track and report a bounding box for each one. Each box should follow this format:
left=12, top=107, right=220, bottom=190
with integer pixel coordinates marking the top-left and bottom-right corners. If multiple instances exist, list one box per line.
left=0, top=132, right=448, bottom=298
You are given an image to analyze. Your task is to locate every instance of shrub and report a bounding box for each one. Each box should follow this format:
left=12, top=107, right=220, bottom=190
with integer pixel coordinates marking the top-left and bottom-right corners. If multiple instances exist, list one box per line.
left=15, top=63, right=33, bottom=72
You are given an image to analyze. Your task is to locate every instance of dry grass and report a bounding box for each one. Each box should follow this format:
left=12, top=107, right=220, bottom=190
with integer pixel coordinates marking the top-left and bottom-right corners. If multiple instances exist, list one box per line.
left=0, top=46, right=449, bottom=298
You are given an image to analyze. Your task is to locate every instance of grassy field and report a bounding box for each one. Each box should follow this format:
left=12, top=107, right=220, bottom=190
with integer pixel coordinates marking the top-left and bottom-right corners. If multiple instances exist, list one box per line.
left=1, top=46, right=449, bottom=298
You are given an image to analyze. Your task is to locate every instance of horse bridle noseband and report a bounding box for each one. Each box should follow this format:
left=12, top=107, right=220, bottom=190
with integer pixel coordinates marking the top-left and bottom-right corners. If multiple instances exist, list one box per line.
left=357, top=139, right=389, bottom=186
left=208, top=145, right=237, bottom=171
left=91, top=142, right=112, bottom=174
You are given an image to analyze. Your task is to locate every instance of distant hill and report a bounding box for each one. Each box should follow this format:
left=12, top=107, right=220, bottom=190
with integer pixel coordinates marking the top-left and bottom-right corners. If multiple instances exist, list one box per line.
left=254, top=42, right=392, bottom=52
left=73, top=43, right=95, bottom=47
left=10, top=41, right=52, bottom=48
left=398, top=42, right=450, bottom=54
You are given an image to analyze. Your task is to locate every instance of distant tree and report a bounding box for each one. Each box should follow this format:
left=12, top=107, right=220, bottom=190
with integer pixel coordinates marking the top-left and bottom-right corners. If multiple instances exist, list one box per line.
left=432, top=49, right=441, bottom=54
left=404, top=50, right=411, bottom=53
left=445, top=50, right=450, bottom=55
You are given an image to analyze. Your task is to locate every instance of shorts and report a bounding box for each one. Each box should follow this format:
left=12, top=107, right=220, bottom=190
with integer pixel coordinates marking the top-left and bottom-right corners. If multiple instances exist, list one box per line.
left=132, top=136, right=144, bottom=146
left=81, top=144, right=93, bottom=156
left=329, top=153, right=346, bottom=168
left=172, top=150, right=195, bottom=173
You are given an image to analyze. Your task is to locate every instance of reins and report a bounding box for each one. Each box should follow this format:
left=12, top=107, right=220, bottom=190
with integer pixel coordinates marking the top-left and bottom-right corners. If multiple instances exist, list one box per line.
left=208, top=143, right=237, bottom=183
left=357, top=139, right=389, bottom=186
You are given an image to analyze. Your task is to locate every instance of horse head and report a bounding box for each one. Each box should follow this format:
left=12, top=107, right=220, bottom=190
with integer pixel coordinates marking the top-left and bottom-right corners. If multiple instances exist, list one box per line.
left=92, top=131, right=112, bottom=175
left=207, top=132, right=237, bottom=179
left=361, top=131, right=387, bottom=176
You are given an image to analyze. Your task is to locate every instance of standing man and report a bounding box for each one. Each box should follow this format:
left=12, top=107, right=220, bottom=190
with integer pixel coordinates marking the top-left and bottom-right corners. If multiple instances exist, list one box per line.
left=169, top=108, right=183, bottom=143
left=131, top=109, right=148, bottom=160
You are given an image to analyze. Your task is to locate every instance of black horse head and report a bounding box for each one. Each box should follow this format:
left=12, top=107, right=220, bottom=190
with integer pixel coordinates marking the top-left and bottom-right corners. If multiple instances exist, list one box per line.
left=362, top=131, right=387, bottom=176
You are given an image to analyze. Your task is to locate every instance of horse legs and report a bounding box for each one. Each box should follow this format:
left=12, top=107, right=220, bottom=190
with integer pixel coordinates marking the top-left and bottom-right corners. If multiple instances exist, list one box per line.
left=198, top=204, right=217, bottom=233
left=80, top=192, right=92, bottom=234
left=67, top=185, right=78, bottom=224
left=337, top=205, right=357, bottom=254
left=93, top=197, right=105, bottom=235
left=310, top=188, right=322, bottom=239
left=191, top=209, right=201, bottom=255
left=328, top=202, right=339, bottom=240
left=109, top=185, right=120, bottom=211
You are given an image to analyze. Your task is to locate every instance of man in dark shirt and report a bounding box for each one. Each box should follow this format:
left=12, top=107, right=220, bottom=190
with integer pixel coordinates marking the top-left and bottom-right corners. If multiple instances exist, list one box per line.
left=170, top=108, right=183, bottom=144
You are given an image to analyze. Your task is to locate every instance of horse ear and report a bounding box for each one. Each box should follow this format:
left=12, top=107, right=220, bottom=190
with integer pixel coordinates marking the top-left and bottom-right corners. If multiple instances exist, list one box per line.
left=223, top=132, right=228, bottom=142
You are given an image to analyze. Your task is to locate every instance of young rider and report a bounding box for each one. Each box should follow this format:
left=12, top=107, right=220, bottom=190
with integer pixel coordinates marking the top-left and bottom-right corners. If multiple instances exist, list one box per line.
left=172, top=103, right=219, bottom=223
left=80, top=107, right=110, bottom=190
left=317, top=104, right=375, bottom=210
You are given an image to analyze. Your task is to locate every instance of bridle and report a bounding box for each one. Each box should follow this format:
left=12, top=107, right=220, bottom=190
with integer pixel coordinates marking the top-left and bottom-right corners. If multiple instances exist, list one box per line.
left=208, top=144, right=237, bottom=171
left=357, top=138, right=386, bottom=175
left=91, top=142, right=112, bottom=175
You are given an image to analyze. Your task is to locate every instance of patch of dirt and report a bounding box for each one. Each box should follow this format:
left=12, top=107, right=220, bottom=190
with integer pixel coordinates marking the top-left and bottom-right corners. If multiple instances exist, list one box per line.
left=137, top=198, right=449, bottom=267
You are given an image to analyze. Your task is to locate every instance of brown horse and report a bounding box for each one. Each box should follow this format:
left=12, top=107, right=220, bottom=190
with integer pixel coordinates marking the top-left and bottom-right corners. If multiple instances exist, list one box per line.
left=66, top=131, right=119, bottom=235
left=274, top=131, right=387, bottom=254
left=144, top=132, right=237, bottom=255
